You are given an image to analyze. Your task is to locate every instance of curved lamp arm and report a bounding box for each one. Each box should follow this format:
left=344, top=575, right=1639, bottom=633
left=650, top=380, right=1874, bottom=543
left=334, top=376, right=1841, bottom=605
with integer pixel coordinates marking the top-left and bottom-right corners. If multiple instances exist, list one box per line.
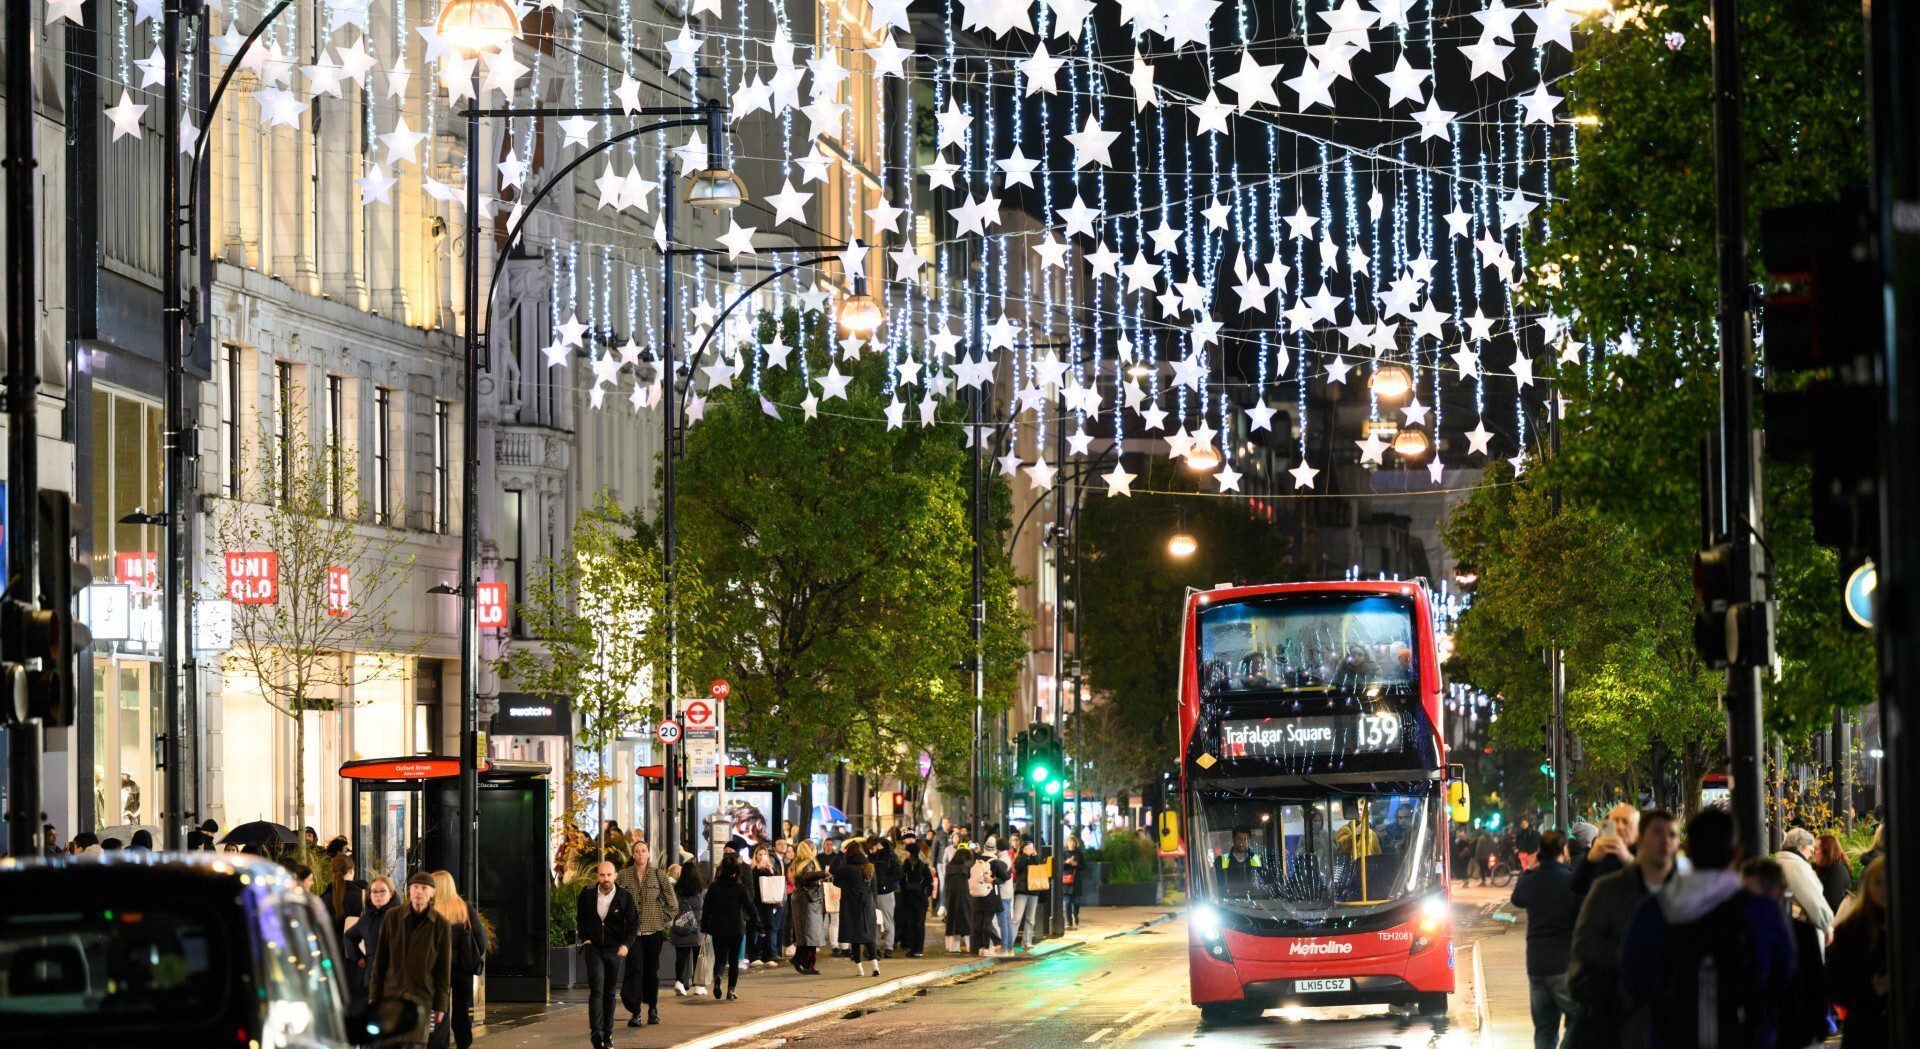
left=671, top=252, right=844, bottom=428
left=188, top=0, right=295, bottom=222
left=482, top=117, right=706, bottom=328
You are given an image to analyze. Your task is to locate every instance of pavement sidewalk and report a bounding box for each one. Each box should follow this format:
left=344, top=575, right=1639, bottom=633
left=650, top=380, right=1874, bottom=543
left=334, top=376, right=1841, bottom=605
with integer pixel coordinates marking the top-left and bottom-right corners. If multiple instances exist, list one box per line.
left=1456, top=881, right=1533, bottom=1045
left=476, top=906, right=1175, bottom=1048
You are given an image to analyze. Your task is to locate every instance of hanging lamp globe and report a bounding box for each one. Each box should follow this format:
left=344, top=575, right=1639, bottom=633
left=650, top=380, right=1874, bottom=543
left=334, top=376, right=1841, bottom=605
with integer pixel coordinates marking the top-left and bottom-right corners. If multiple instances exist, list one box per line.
left=684, top=167, right=748, bottom=213
left=837, top=291, right=885, bottom=338
left=1185, top=444, right=1222, bottom=472
left=434, top=0, right=520, bottom=53
left=1370, top=363, right=1414, bottom=402
left=1166, top=532, right=1198, bottom=559
left=1392, top=428, right=1431, bottom=459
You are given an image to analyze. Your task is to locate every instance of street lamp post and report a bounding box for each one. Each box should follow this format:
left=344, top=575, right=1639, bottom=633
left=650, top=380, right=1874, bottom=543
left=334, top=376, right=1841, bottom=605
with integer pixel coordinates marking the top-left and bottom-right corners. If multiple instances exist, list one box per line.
left=449, top=83, right=732, bottom=894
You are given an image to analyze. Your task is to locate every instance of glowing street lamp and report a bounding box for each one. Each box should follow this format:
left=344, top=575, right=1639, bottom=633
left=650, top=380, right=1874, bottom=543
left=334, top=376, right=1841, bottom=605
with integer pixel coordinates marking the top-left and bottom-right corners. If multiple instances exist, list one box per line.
left=434, top=0, right=520, bottom=53
left=1185, top=444, right=1222, bottom=471
left=1391, top=428, right=1431, bottom=459
left=1167, top=532, right=1198, bottom=559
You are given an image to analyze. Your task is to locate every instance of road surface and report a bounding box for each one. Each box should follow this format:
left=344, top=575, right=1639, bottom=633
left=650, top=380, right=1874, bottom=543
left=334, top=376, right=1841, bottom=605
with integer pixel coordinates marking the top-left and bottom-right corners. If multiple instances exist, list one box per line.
left=748, top=894, right=1521, bottom=1048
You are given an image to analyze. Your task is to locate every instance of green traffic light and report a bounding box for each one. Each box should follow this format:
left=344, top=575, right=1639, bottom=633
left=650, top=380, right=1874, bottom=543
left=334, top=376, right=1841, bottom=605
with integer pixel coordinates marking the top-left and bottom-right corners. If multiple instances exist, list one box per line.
left=1030, top=765, right=1051, bottom=784
left=1044, top=779, right=1062, bottom=797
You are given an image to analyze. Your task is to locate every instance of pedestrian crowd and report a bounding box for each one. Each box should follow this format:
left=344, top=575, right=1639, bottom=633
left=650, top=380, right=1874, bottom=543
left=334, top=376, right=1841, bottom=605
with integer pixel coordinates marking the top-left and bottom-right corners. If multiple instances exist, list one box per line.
left=557, top=816, right=1084, bottom=1049
left=1506, top=804, right=1887, bottom=1049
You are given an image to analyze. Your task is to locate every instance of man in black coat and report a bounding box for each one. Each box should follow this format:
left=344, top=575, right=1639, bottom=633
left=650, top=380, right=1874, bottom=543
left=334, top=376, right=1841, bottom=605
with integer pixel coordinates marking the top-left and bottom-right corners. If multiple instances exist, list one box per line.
left=1511, top=831, right=1580, bottom=1049
left=577, top=861, right=639, bottom=1049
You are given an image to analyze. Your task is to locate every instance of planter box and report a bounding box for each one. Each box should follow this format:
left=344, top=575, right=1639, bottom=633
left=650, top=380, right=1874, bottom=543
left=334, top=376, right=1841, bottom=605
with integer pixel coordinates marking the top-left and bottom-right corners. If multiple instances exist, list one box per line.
left=1097, top=880, right=1160, bottom=907
left=548, top=946, right=582, bottom=990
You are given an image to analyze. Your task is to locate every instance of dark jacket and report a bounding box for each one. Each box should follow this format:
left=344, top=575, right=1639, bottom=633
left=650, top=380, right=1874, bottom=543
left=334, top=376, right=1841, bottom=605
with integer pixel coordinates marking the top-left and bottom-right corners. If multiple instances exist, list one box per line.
left=1510, top=859, right=1579, bottom=977
left=1570, top=848, right=1627, bottom=898
left=370, top=904, right=453, bottom=1041
left=832, top=857, right=879, bottom=945
left=672, top=881, right=707, bottom=949
left=1815, top=858, right=1852, bottom=915
left=344, top=898, right=395, bottom=996
left=1566, top=864, right=1660, bottom=1049
left=576, top=885, right=639, bottom=950
left=871, top=847, right=903, bottom=895
left=1063, top=848, right=1083, bottom=897
left=328, top=878, right=366, bottom=939
left=899, top=857, right=934, bottom=901
left=1013, top=851, right=1046, bottom=896
left=701, top=873, right=757, bottom=939
left=1619, top=871, right=1796, bottom=1049
left=1827, top=912, right=1889, bottom=1048
left=942, top=858, right=972, bottom=935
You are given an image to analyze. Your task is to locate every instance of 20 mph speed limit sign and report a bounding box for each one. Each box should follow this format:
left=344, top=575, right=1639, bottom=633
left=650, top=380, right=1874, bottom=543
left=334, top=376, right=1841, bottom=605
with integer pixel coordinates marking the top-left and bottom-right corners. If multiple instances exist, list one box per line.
left=656, top=721, right=682, bottom=745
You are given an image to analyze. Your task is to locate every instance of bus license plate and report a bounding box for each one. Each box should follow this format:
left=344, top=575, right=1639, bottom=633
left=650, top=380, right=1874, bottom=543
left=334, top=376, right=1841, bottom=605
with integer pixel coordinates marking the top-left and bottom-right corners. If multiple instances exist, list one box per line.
left=1294, top=978, right=1352, bottom=993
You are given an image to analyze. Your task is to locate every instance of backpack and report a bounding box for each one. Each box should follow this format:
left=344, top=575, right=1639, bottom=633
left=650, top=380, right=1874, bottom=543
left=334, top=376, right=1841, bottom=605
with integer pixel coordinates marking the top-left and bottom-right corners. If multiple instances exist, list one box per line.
left=968, top=860, right=995, bottom=898
left=1649, top=894, right=1765, bottom=1048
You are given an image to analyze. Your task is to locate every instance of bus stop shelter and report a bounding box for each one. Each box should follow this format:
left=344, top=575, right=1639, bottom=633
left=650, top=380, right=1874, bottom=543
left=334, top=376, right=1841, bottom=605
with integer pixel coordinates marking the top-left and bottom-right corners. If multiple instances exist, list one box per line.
left=339, top=756, right=552, bottom=1002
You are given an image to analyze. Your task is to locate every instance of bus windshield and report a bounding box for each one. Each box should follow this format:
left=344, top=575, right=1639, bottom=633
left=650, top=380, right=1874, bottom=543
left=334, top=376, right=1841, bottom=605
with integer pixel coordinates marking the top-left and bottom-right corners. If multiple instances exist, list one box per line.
left=1198, top=594, right=1417, bottom=697
left=1193, top=791, right=1440, bottom=925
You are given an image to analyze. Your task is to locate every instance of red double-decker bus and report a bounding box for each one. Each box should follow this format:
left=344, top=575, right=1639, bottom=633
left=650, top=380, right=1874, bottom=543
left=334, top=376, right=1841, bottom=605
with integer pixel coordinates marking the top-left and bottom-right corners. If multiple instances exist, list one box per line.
left=1178, top=580, right=1458, bottom=1021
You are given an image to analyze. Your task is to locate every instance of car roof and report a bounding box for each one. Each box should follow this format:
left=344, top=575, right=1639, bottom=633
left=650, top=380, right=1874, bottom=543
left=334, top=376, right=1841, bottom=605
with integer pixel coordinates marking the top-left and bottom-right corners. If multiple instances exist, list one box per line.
left=0, top=850, right=300, bottom=894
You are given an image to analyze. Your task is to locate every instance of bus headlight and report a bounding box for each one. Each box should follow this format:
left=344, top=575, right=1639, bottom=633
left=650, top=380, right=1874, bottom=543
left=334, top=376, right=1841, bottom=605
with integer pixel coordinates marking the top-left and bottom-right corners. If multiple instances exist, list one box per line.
left=1419, top=894, right=1449, bottom=927
left=1192, top=904, right=1223, bottom=942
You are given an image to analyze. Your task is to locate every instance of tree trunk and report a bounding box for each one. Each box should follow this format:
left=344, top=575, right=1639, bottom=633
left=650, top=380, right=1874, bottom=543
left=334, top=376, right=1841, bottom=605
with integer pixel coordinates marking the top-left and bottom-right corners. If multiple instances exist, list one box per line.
left=1681, top=740, right=1703, bottom=822
left=293, top=706, right=307, bottom=831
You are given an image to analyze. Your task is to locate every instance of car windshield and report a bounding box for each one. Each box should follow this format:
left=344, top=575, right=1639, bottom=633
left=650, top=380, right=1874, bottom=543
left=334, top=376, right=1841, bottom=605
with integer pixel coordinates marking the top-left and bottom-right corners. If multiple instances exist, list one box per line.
left=1193, top=792, right=1440, bottom=925
left=1198, top=594, right=1417, bottom=697
left=0, top=894, right=230, bottom=1030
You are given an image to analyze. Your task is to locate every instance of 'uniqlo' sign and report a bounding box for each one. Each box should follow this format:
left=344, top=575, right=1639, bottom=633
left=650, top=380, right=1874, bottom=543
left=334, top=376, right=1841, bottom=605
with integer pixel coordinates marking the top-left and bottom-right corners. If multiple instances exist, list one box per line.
left=115, top=551, right=159, bottom=592
left=224, top=551, right=280, bottom=604
left=477, top=582, right=509, bottom=629
left=326, top=566, right=351, bottom=617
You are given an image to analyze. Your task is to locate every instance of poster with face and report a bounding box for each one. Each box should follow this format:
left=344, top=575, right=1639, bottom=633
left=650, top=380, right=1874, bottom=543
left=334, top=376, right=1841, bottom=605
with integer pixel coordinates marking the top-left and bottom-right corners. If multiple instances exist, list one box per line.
left=693, top=791, right=774, bottom=860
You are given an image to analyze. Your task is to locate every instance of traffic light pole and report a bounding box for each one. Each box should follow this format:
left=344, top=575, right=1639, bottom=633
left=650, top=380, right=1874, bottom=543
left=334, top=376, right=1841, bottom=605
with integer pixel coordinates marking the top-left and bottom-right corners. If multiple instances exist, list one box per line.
left=1868, top=0, right=1920, bottom=1035
left=3, top=0, right=43, bottom=858
left=1708, top=0, right=1768, bottom=856
left=1048, top=392, right=1066, bottom=940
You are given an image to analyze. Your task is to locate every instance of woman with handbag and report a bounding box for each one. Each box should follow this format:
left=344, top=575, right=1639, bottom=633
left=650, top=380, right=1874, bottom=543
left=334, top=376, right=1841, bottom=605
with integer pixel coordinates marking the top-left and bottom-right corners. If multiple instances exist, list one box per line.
left=831, top=840, right=882, bottom=976
left=700, top=854, right=756, bottom=1002
left=429, top=870, right=487, bottom=1049
left=747, top=845, right=782, bottom=966
left=1063, top=835, right=1084, bottom=930
left=788, top=842, right=830, bottom=974
left=670, top=864, right=707, bottom=995
left=897, top=841, right=934, bottom=957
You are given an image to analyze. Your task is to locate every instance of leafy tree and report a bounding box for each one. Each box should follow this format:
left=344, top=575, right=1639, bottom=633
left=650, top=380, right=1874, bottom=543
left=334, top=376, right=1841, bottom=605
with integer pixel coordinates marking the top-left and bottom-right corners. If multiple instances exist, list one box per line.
left=1447, top=0, right=1874, bottom=808
left=497, top=492, right=713, bottom=846
left=1075, top=462, right=1297, bottom=795
left=671, top=309, right=1029, bottom=785
left=206, top=408, right=420, bottom=826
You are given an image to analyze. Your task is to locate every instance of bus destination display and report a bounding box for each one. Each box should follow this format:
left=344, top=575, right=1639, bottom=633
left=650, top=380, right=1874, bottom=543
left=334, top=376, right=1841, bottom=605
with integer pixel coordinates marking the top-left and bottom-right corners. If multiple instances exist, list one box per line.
left=1220, top=711, right=1404, bottom=759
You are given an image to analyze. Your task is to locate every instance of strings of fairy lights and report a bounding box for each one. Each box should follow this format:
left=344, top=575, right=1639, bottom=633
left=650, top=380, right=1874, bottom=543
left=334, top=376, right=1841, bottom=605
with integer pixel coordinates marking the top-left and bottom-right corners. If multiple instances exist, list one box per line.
left=73, top=0, right=1628, bottom=501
